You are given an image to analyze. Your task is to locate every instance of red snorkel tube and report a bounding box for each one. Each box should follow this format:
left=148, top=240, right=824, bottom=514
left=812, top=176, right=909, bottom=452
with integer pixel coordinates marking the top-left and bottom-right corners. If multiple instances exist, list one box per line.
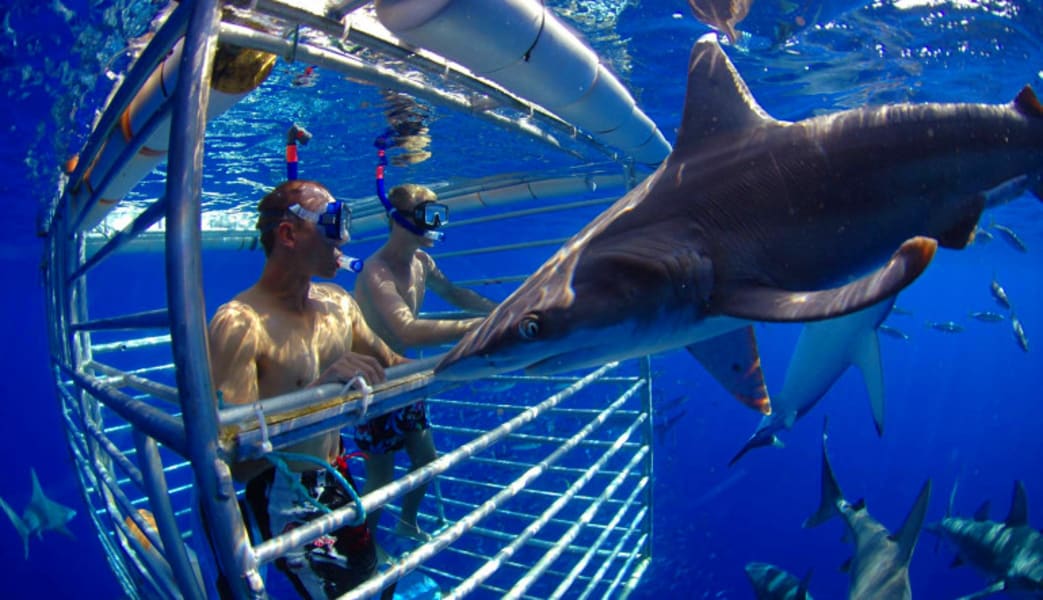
left=285, top=122, right=312, bottom=180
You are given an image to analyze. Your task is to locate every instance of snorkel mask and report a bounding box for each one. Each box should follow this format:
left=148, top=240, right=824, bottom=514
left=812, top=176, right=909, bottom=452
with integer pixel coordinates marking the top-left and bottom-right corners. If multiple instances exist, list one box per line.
left=285, top=201, right=364, bottom=273
left=375, top=130, right=448, bottom=242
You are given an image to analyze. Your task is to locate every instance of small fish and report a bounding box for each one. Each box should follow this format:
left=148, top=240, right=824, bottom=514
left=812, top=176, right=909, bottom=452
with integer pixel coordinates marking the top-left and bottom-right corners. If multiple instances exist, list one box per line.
left=990, top=277, right=1012, bottom=310
left=891, top=306, right=914, bottom=316
left=926, top=321, right=964, bottom=333
left=991, top=223, right=1028, bottom=252
left=973, top=226, right=994, bottom=243
left=879, top=324, right=910, bottom=340
left=969, top=311, right=1005, bottom=322
left=1012, top=315, right=1030, bottom=352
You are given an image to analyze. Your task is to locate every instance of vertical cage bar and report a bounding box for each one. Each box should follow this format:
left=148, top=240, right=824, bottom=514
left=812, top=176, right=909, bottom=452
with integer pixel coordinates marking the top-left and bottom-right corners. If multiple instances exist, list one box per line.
left=163, top=0, right=262, bottom=597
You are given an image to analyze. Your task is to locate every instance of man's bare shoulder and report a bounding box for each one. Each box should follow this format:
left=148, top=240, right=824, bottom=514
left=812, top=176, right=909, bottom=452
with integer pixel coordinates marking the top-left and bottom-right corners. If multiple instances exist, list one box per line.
left=209, top=299, right=263, bottom=348
left=310, top=281, right=353, bottom=302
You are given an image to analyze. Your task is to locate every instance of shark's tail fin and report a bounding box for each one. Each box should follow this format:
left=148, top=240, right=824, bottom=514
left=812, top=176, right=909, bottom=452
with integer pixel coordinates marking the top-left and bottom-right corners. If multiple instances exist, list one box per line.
left=0, top=495, right=29, bottom=560
left=893, top=479, right=932, bottom=565
left=804, top=417, right=843, bottom=528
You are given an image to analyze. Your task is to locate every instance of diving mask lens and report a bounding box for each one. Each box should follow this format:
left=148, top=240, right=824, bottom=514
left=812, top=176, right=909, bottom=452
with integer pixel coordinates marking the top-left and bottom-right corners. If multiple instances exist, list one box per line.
left=315, top=201, right=351, bottom=243
left=414, top=201, right=448, bottom=229
left=289, top=201, right=351, bottom=243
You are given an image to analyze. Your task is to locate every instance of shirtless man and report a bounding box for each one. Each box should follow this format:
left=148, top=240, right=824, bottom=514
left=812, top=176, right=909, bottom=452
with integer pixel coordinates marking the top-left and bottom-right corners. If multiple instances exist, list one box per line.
left=208, top=180, right=405, bottom=598
left=354, top=183, right=497, bottom=541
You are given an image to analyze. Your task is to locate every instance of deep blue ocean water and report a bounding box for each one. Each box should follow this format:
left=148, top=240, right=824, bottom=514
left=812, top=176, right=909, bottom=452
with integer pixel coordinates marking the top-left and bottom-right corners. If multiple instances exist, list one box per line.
left=1, top=0, right=1042, bottom=598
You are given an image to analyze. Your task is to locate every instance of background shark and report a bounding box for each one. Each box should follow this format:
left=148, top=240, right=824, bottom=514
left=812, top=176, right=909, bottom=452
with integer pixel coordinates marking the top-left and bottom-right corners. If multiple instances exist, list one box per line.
left=805, top=419, right=931, bottom=600
left=0, top=468, right=76, bottom=559
left=730, top=296, right=895, bottom=465
left=927, top=481, right=1043, bottom=599
left=436, top=33, right=1043, bottom=384
left=745, top=561, right=814, bottom=600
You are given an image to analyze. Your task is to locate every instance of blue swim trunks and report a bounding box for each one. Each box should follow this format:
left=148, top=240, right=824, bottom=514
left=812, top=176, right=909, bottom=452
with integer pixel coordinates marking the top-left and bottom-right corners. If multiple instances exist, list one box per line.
left=353, top=401, right=429, bottom=454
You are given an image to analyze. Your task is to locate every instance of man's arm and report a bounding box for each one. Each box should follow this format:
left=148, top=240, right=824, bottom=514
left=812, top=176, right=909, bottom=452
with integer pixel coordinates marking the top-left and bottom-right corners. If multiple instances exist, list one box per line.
left=359, top=261, right=483, bottom=349
left=208, top=302, right=268, bottom=481
left=425, top=255, right=498, bottom=314
left=208, top=302, right=261, bottom=408
left=342, top=291, right=409, bottom=368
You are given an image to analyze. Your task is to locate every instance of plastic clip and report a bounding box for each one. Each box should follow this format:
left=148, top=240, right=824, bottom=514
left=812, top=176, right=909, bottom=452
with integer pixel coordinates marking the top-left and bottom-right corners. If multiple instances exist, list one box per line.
left=340, top=374, right=373, bottom=422
left=253, top=402, right=273, bottom=454
left=340, top=17, right=352, bottom=44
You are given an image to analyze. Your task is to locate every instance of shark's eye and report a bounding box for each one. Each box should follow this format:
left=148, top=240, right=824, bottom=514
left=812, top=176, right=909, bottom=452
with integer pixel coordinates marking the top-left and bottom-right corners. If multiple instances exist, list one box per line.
left=517, top=315, right=541, bottom=341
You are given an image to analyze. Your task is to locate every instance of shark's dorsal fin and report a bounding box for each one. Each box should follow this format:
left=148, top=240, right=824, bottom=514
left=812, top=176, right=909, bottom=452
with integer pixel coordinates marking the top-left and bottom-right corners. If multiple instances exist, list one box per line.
left=805, top=417, right=844, bottom=529
left=891, top=480, right=932, bottom=565
left=675, top=34, right=781, bottom=152
left=974, top=500, right=991, bottom=522
left=686, top=326, right=771, bottom=415
left=716, top=237, right=937, bottom=323
left=1005, top=480, right=1028, bottom=527
left=1014, top=86, right=1042, bottom=118
left=797, top=568, right=814, bottom=600
left=29, top=468, right=44, bottom=505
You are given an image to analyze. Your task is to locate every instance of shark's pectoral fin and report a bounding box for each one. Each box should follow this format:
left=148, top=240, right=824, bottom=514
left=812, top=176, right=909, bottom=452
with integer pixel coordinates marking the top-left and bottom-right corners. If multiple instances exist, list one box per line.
left=0, top=495, right=29, bottom=560
left=852, top=325, right=886, bottom=436
left=891, top=479, right=932, bottom=565
left=717, top=237, right=937, bottom=323
left=686, top=326, right=771, bottom=415
left=955, top=580, right=1007, bottom=600
left=55, top=523, right=76, bottom=539
left=728, top=428, right=777, bottom=467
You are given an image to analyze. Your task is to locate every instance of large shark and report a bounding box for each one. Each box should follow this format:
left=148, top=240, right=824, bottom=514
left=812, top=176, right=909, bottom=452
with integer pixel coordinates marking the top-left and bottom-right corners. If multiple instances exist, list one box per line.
left=0, top=468, right=77, bottom=559
left=435, top=33, right=1043, bottom=385
left=729, top=296, right=895, bottom=465
left=926, top=481, right=1043, bottom=599
left=805, top=419, right=931, bottom=600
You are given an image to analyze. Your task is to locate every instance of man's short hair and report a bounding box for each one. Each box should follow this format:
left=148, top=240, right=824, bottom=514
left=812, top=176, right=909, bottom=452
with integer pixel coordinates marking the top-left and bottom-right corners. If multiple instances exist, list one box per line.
left=256, top=180, right=325, bottom=256
left=387, top=184, right=436, bottom=231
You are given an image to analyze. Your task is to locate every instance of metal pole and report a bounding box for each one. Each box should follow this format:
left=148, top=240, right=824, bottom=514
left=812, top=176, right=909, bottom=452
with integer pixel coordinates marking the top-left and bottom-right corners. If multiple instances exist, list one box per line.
left=164, top=0, right=262, bottom=597
left=134, top=431, right=207, bottom=600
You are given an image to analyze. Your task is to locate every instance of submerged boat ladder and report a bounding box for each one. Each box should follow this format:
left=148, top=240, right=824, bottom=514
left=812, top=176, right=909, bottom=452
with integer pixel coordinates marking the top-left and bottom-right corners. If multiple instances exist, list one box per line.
left=42, top=1, right=659, bottom=598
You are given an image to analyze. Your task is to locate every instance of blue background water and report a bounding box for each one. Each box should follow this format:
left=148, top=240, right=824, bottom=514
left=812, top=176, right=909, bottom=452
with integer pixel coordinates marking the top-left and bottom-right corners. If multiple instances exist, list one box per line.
left=1, top=0, right=1042, bottom=598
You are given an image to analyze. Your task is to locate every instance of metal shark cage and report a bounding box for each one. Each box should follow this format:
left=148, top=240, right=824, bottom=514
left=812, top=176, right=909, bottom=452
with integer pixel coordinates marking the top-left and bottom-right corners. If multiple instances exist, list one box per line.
left=41, top=1, right=658, bottom=598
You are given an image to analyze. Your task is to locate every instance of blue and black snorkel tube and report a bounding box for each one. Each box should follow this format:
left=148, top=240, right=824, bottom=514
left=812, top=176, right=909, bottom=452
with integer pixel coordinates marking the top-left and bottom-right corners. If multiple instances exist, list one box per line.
left=375, top=128, right=445, bottom=242
left=283, top=122, right=364, bottom=273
